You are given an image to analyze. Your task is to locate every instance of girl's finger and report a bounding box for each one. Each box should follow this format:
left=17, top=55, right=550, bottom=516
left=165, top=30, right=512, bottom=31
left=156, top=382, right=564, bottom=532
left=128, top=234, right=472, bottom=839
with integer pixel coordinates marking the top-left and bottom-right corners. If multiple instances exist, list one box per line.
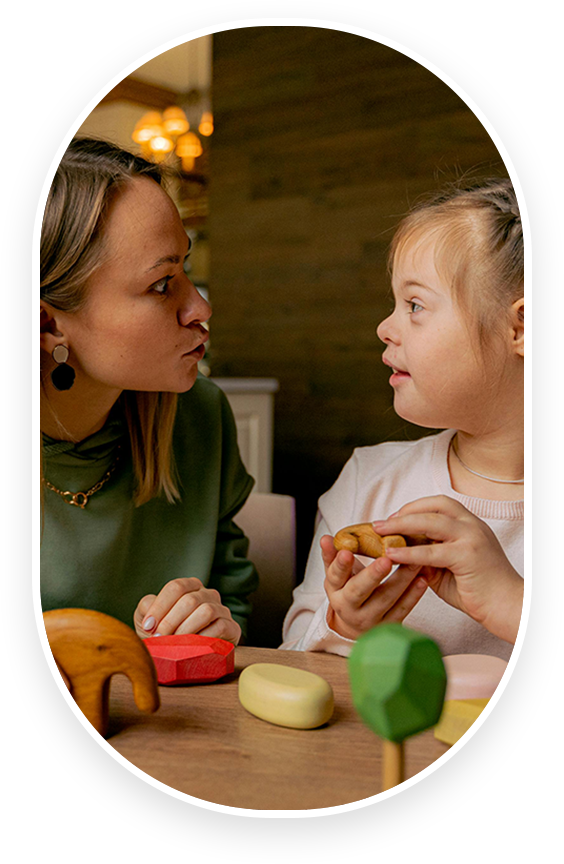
left=380, top=576, right=429, bottom=623
left=359, top=563, right=422, bottom=613
left=384, top=543, right=447, bottom=568
left=371, top=512, right=454, bottom=543
left=379, top=495, right=467, bottom=522
left=320, top=535, right=339, bottom=568
left=341, top=556, right=394, bottom=606
left=324, top=548, right=356, bottom=591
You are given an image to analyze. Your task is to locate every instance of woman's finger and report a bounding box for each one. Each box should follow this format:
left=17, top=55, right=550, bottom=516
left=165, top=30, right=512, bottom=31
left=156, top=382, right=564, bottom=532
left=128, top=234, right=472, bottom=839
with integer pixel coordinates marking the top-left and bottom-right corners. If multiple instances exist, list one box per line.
left=173, top=601, right=231, bottom=636
left=198, top=617, right=241, bottom=643
left=140, top=578, right=205, bottom=633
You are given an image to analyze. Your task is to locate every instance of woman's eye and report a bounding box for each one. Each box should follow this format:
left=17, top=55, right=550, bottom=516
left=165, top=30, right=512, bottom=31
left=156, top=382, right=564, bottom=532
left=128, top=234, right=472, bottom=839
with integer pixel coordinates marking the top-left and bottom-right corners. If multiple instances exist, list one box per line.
left=151, top=276, right=171, bottom=296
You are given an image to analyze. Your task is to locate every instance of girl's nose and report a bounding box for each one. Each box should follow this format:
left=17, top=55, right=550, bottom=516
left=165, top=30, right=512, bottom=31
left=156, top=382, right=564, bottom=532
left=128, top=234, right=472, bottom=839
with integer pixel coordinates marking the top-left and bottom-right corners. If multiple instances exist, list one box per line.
left=377, top=311, right=399, bottom=345
left=178, top=279, right=212, bottom=327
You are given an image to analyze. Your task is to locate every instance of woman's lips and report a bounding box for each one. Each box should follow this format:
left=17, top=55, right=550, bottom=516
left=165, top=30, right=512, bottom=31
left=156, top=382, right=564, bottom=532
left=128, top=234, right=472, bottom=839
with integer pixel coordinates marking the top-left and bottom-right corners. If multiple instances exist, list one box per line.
left=183, top=331, right=209, bottom=359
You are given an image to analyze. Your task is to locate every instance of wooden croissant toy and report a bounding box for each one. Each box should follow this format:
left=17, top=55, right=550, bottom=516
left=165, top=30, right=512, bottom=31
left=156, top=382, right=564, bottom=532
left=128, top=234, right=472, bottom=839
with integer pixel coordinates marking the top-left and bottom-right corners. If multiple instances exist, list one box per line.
left=333, top=523, right=432, bottom=558
left=44, top=608, right=160, bottom=737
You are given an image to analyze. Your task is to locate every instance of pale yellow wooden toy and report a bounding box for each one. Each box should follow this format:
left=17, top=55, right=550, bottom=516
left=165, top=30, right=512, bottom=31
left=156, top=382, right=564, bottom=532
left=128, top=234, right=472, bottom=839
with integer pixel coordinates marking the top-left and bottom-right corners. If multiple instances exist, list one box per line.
left=434, top=698, right=489, bottom=746
left=238, top=663, right=334, bottom=729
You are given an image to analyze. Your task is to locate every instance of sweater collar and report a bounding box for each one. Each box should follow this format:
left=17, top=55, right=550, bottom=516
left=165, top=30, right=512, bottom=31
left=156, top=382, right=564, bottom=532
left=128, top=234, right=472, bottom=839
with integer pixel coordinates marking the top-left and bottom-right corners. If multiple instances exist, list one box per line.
left=42, top=400, right=125, bottom=463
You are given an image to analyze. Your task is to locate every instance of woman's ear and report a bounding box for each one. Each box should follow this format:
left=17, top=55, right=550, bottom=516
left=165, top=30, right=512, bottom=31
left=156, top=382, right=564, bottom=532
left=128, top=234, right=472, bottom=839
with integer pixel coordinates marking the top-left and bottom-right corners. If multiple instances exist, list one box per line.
left=510, top=298, right=524, bottom=357
left=40, top=302, right=67, bottom=355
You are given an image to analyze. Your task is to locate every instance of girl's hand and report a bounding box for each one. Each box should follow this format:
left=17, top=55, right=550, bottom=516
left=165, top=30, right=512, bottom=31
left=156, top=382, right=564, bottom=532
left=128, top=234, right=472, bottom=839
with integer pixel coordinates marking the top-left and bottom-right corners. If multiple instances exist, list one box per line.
left=133, top=577, right=241, bottom=645
left=321, top=535, right=429, bottom=641
left=372, top=495, right=523, bottom=644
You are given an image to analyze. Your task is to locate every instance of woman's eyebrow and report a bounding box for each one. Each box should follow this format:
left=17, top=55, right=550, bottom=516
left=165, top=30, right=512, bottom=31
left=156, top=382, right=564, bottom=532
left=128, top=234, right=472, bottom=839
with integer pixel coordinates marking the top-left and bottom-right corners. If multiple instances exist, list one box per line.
left=145, top=242, right=192, bottom=273
left=146, top=254, right=180, bottom=272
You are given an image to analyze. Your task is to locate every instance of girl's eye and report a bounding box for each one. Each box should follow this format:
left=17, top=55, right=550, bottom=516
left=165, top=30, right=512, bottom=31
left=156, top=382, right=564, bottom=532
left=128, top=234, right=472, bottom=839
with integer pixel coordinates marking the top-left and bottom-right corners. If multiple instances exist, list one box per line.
left=407, top=300, right=424, bottom=314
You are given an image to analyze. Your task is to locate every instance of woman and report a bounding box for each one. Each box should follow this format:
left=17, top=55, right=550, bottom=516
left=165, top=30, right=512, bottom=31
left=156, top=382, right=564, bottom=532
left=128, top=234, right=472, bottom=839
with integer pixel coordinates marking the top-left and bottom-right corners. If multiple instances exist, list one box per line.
left=40, top=138, right=257, bottom=644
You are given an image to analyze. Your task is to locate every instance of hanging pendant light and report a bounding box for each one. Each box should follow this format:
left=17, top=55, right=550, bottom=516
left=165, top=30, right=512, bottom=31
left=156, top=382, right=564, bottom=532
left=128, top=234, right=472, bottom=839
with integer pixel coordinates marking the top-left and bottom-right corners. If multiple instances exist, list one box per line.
left=162, top=106, right=190, bottom=136
left=132, top=111, right=164, bottom=144
left=175, top=131, right=203, bottom=171
left=198, top=111, right=214, bottom=137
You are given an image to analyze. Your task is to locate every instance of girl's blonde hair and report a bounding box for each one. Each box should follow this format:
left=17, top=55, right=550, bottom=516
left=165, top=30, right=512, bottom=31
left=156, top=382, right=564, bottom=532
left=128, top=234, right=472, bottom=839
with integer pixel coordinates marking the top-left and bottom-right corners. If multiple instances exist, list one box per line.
left=41, top=138, right=180, bottom=506
left=388, top=177, right=523, bottom=354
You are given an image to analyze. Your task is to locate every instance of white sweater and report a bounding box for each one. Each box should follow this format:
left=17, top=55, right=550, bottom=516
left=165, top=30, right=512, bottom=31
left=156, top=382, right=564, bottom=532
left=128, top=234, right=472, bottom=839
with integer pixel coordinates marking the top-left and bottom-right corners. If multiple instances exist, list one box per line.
left=280, top=430, right=523, bottom=660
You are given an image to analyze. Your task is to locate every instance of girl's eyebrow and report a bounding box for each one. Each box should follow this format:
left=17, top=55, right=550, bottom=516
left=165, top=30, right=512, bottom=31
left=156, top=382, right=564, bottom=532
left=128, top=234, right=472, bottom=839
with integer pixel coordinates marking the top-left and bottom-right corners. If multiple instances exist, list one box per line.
left=401, top=279, right=437, bottom=294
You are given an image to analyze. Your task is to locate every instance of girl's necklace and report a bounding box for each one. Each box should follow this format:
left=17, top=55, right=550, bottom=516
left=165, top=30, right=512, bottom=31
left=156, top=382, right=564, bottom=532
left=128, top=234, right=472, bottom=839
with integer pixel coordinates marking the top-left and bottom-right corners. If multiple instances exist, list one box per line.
left=42, top=446, right=122, bottom=509
left=451, top=439, right=524, bottom=485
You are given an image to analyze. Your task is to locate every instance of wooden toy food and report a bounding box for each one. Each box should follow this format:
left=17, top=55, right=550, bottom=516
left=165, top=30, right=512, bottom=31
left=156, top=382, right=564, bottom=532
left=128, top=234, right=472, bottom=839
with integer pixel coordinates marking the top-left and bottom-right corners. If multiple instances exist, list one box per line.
left=333, top=523, right=431, bottom=558
left=144, top=633, right=235, bottom=685
left=434, top=698, right=489, bottom=745
left=348, top=622, right=446, bottom=790
left=44, top=608, right=159, bottom=737
left=238, top=663, right=334, bottom=729
left=443, top=654, right=507, bottom=701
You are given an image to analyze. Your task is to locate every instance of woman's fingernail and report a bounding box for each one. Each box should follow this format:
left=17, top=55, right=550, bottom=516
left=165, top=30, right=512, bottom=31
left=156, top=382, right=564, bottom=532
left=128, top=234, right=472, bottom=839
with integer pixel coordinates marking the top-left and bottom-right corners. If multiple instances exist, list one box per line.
left=143, top=616, right=156, bottom=631
left=154, top=632, right=162, bottom=637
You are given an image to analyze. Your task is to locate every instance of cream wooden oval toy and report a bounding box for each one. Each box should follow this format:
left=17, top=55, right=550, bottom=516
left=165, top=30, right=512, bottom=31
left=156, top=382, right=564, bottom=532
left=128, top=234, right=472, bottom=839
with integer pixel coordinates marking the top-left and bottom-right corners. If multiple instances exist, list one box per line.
left=238, top=663, right=334, bottom=729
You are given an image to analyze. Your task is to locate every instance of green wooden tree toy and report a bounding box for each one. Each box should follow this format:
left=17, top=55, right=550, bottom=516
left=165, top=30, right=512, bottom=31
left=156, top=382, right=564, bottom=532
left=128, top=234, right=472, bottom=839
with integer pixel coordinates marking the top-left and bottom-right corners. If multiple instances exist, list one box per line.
left=348, top=623, right=447, bottom=790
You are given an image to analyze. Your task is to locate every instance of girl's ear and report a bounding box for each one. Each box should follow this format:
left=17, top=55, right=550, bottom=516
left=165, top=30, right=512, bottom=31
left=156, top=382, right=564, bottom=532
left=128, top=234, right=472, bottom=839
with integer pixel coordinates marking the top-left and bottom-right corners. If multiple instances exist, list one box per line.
left=510, top=298, right=524, bottom=357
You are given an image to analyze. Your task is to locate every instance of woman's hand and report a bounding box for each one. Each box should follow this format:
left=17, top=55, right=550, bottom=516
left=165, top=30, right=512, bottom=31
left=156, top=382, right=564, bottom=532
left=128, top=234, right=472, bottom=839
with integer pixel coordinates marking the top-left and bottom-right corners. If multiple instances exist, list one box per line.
left=133, top=577, right=241, bottom=645
left=372, top=495, right=523, bottom=644
left=321, top=535, right=429, bottom=641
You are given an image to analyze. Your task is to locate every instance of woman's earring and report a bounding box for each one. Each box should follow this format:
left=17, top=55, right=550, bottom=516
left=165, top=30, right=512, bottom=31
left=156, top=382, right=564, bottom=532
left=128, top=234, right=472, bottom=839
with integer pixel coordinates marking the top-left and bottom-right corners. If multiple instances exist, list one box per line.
left=51, top=345, right=75, bottom=391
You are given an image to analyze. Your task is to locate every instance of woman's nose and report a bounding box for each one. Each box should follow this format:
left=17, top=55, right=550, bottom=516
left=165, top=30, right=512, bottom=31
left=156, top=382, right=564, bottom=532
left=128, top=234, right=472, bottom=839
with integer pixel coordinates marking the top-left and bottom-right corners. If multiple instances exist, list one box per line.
left=178, top=279, right=212, bottom=327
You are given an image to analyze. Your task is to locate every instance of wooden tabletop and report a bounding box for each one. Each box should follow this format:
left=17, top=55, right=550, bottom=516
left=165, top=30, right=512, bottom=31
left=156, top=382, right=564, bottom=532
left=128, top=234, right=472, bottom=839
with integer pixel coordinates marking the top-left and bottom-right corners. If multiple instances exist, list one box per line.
left=107, top=646, right=450, bottom=810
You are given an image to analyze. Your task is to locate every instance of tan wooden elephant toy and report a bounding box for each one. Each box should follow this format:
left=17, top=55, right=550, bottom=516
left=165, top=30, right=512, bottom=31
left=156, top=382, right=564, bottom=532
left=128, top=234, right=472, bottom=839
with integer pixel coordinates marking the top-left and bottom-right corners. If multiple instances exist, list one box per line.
left=43, top=608, right=160, bottom=737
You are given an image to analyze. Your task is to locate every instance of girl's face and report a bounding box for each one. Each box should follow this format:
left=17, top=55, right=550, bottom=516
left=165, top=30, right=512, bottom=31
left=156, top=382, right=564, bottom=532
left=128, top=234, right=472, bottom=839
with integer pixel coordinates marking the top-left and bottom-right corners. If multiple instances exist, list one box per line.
left=377, top=238, right=511, bottom=432
left=52, top=177, right=211, bottom=395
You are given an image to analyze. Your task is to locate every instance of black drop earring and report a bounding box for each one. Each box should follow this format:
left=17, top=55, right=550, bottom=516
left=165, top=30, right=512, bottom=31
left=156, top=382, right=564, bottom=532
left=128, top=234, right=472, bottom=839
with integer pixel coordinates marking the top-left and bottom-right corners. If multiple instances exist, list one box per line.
left=51, top=344, right=75, bottom=391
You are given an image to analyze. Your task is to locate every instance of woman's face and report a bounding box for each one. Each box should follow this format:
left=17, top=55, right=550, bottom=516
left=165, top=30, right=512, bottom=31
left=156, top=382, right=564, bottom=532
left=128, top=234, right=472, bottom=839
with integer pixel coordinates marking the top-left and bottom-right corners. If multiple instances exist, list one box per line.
left=54, top=177, right=211, bottom=394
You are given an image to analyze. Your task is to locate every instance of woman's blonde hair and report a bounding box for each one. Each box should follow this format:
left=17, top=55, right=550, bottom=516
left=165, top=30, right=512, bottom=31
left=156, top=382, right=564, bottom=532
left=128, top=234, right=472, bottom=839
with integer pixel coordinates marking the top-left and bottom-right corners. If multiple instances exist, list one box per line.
left=41, top=138, right=180, bottom=505
left=388, top=177, right=523, bottom=355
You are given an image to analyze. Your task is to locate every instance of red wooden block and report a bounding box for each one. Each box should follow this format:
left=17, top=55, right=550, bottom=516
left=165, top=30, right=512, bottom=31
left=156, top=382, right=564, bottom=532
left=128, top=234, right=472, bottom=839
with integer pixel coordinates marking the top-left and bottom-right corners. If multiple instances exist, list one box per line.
left=144, top=634, right=235, bottom=685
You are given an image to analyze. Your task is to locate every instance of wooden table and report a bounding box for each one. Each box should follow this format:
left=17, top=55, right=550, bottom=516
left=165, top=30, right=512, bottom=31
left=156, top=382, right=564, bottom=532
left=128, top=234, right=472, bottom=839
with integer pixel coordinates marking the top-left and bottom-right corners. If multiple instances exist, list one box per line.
left=108, top=646, right=450, bottom=810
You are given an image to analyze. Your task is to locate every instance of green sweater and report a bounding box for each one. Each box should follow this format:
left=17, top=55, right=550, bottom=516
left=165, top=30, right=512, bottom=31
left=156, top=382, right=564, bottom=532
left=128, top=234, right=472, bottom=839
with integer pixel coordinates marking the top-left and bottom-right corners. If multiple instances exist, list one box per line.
left=41, top=377, right=258, bottom=636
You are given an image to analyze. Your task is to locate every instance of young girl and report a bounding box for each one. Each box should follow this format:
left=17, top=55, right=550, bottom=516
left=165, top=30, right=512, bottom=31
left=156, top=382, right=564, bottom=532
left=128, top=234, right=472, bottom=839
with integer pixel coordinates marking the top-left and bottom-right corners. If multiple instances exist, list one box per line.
left=40, top=138, right=257, bottom=644
left=281, top=178, right=524, bottom=660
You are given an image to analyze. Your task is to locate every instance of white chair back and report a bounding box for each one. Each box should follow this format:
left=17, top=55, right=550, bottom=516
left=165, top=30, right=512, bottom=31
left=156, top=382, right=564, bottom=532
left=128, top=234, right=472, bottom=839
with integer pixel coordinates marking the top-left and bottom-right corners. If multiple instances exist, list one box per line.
left=235, top=492, right=296, bottom=647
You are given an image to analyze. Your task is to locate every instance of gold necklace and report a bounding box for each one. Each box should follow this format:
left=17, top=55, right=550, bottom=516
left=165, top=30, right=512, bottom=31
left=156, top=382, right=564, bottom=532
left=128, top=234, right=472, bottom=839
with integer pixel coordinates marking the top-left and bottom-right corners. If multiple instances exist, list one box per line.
left=43, top=446, right=122, bottom=509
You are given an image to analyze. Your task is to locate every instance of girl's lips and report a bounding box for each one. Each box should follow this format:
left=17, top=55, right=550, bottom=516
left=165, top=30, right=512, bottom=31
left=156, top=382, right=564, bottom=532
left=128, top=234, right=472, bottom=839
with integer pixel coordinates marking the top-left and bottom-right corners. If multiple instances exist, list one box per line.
left=383, top=356, right=410, bottom=383
left=389, top=370, right=411, bottom=385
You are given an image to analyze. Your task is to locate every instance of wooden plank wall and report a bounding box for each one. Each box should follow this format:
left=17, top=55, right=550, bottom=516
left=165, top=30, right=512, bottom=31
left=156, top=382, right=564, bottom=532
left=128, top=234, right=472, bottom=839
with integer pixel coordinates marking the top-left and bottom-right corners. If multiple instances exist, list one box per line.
left=208, top=26, right=507, bottom=574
